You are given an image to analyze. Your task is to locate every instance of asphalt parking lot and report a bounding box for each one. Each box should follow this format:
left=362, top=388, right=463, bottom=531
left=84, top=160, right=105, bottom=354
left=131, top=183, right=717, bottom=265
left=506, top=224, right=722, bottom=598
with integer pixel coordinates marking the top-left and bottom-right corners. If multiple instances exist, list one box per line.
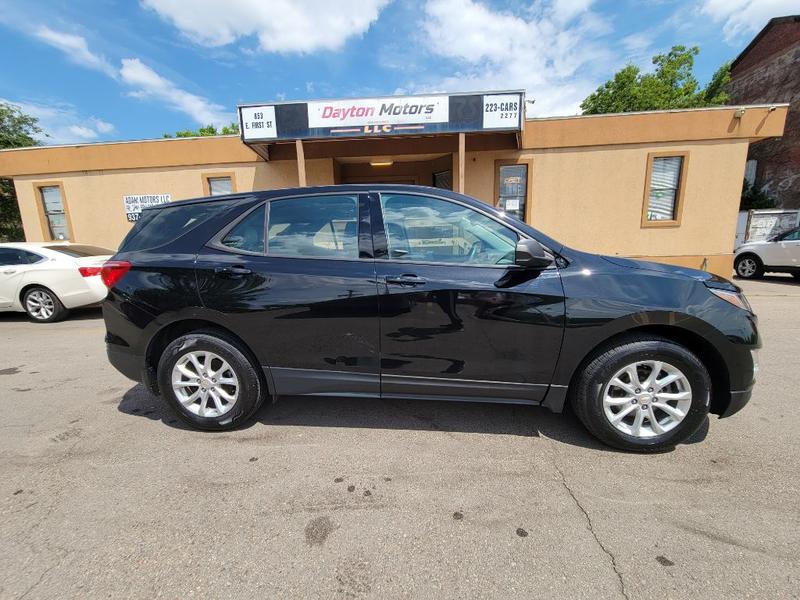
left=1, top=276, right=799, bottom=599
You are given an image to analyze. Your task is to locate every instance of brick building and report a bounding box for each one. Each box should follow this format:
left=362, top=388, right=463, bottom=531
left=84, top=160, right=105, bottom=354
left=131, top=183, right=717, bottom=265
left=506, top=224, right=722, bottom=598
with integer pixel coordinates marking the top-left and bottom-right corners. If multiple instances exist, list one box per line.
left=729, top=15, right=800, bottom=209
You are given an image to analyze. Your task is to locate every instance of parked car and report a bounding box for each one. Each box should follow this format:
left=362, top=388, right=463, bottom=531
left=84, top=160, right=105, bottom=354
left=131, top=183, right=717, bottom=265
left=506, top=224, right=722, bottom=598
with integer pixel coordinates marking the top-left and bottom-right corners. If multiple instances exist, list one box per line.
left=734, top=226, right=800, bottom=279
left=102, top=185, right=759, bottom=452
left=0, top=242, right=114, bottom=322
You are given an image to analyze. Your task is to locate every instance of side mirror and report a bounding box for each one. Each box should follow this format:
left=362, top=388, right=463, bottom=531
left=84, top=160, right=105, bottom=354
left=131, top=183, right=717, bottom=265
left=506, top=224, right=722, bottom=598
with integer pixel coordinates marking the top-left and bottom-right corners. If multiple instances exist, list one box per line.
left=515, top=238, right=553, bottom=269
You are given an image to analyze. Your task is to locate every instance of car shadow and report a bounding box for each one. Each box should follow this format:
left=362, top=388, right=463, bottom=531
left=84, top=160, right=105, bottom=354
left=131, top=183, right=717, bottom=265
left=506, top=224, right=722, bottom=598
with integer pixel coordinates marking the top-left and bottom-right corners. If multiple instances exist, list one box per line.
left=734, top=274, right=799, bottom=287
left=118, top=384, right=709, bottom=453
left=0, top=307, right=103, bottom=322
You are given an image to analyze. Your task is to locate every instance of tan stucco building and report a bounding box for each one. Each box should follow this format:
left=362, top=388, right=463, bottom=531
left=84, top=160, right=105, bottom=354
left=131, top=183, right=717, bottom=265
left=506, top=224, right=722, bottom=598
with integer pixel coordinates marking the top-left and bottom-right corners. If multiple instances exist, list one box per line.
left=0, top=93, right=788, bottom=277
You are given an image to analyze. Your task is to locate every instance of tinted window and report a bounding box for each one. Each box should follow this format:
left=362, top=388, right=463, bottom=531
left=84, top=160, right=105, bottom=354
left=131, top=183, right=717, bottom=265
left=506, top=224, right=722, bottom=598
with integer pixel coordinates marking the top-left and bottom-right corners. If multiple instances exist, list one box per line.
left=220, top=204, right=266, bottom=253
left=780, top=228, right=800, bottom=241
left=120, top=203, right=219, bottom=252
left=45, top=245, right=114, bottom=257
left=380, top=194, right=518, bottom=265
left=267, top=195, right=358, bottom=259
left=0, top=248, right=43, bottom=266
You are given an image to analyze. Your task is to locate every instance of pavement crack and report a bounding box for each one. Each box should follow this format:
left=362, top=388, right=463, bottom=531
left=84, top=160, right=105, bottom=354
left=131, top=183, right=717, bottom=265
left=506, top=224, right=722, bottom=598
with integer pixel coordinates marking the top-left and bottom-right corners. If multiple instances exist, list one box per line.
left=551, top=458, right=630, bottom=600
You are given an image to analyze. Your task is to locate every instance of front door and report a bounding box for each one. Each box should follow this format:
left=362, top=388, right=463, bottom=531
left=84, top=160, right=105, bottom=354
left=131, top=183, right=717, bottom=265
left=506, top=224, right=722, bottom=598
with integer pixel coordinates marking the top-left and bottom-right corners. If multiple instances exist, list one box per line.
left=371, top=191, right=565, bottom=403
left=195, top=192, right=381, bottom=397
left=771, top=228, right=800, bottom=267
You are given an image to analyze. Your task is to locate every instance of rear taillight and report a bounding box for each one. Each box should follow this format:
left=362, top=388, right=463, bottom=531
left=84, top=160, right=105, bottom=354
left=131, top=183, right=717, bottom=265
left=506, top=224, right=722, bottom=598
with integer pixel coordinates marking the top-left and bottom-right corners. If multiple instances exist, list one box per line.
left=78, top=266, right=102, bottom=277
left=100, top=260, right=131, bottom=289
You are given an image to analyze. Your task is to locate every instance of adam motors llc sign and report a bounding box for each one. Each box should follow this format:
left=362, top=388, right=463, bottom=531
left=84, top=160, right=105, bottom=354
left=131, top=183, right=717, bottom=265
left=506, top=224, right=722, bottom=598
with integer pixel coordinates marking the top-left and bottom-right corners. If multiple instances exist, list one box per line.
left=238, top=91, right=524, bottom=142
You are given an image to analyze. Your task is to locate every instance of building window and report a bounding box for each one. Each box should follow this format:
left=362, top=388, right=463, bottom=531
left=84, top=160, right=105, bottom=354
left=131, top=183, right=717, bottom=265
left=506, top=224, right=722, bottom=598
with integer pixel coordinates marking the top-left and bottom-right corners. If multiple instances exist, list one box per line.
left=207, top=176, right=233, bottom=196
left=642, top=153, right=688, bottom=226
left=39, top=185, right=69, bottom=240
left=495, top=161, right=529, bottom=222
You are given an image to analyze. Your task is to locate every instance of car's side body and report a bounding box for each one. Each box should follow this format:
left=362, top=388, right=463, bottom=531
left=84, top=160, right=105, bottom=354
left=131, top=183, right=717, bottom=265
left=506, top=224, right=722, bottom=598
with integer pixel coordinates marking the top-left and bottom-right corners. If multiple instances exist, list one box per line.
left=0, top=243, right=111, bottom=312
left=103, top=185, right=758, bottom=422
left=735, top=226, right=800, bottom=276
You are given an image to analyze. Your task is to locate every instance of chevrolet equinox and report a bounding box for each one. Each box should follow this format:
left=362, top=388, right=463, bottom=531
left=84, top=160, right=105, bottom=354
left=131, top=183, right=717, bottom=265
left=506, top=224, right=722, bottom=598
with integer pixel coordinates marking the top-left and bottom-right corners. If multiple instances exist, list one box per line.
left=102, top=185, right=759, bottom=452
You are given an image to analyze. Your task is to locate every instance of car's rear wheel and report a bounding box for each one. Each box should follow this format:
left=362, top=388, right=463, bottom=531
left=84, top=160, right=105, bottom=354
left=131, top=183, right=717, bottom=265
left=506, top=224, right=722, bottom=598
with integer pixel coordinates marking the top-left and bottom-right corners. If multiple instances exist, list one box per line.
left=734, top=254, right=764, bottom=279
left=157, top=332, right=267, bottom=430
left=571, top=336, right=710, bottom=452
left=23, top=286, right=68, bottom=323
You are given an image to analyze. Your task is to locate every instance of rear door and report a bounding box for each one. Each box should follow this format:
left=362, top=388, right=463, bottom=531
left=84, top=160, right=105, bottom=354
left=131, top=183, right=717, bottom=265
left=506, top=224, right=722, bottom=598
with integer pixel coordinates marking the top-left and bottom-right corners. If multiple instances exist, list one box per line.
left=372, top=191, right=565, bottom=403
left=195, top=192, right=381, bottom=397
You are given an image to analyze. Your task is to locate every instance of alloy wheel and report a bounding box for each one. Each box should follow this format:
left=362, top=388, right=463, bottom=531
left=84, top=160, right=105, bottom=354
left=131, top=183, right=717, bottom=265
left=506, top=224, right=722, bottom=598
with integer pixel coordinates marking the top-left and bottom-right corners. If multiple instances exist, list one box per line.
left=602, top=360, right=692, bottom=438
left=26, top=290, right=55, bottom=320
left=737, top=258, right=757, bottom=278
left=171, top=351, right=240, bottom=417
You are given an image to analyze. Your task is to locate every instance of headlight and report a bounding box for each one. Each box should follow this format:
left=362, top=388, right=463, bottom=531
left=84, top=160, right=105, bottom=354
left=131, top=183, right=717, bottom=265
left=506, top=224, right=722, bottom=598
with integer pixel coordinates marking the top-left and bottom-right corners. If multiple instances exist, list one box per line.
left=708, top=287, right=752, bottom=311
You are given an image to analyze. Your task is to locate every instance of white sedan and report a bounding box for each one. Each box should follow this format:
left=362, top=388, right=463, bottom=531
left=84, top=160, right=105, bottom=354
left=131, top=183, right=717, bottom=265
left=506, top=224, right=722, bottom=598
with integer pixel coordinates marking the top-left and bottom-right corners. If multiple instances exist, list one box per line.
left=0, top=242, right=114, bottom=322
left=734, top=227, right=800, bottom=280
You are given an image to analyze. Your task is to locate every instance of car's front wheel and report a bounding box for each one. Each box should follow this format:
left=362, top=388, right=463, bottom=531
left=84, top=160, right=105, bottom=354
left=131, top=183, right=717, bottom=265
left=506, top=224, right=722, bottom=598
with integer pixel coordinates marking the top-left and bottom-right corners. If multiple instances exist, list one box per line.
left=734, top=254, right=764, bottom=279
left=23, top=286, right=68, bottom=323
left=571, top=336, right=710, bottom=452
left=157, top=332, right=267, bottom=430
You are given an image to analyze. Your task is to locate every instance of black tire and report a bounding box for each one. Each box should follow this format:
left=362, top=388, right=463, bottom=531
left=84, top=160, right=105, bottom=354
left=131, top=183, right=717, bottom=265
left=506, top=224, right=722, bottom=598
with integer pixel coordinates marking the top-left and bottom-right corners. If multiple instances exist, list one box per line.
left=570, top=335, right=710, bottom=452
left=157, top=331, right=267, bottom=430
left=734, top=254, right=764, bottom=279
left=22, top=286, right=68, bottom=323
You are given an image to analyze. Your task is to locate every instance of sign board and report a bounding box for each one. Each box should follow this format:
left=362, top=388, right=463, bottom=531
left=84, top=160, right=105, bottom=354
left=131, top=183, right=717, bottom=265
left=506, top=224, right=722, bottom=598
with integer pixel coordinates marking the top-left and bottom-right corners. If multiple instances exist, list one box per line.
left=745, top=209, right=800, bottom=243
left=239, top=91, right=524, bottom=142
left=123, top=194, right=171, bottom=222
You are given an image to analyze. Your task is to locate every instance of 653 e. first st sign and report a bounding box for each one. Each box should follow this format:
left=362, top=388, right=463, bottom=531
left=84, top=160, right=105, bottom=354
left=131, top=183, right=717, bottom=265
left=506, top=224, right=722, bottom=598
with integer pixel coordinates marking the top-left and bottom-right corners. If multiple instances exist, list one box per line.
left=239, top=91, right=523, bottom=142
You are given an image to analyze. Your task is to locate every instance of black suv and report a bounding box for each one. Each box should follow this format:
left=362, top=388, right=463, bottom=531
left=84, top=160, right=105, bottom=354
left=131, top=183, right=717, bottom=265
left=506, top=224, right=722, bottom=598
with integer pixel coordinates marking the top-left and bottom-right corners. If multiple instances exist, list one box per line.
left=102, top=185, right=758, bottom=451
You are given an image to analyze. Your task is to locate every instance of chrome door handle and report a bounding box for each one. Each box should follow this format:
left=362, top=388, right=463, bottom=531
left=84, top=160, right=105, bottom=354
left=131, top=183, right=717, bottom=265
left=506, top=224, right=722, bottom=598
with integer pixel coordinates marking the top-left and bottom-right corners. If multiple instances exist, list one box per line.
left=214, top=265, right=252, bottom=277
left=385, top=274, right=427, bottom=287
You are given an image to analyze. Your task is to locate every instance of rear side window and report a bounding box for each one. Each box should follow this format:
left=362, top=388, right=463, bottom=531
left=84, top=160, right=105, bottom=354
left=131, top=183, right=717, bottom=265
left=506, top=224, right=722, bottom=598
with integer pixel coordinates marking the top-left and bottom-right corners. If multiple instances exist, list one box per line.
left=120, top=203, right=219, bottom=252
left=45, top=245, right=114, bottom=257
left=0, top=248, right=44, bottom=265
left=219, top=204, right=266, bottom=254
left=267, top=195, right=358, bottom=259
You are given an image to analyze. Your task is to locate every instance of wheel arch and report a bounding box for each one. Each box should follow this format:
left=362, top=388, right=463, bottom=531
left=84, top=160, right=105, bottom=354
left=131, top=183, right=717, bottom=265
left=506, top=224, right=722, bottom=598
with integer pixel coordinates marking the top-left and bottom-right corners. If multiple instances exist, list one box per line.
left=144, top=318, right=273, bottom=400
left=564, top=324, right=731, bottom=416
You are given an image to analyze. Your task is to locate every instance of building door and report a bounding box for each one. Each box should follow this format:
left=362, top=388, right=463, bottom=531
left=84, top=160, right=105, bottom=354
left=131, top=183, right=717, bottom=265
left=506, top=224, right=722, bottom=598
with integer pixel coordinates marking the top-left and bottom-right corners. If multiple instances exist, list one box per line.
left=371, top=191, right=564, bottom=403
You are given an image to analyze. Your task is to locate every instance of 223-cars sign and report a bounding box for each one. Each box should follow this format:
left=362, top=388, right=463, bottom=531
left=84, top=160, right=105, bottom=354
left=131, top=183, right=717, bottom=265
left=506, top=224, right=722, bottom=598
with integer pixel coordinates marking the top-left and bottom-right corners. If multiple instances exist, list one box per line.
left=124, top=194, right=170, bottom=222
left=239, top=91, right=523, bottom=142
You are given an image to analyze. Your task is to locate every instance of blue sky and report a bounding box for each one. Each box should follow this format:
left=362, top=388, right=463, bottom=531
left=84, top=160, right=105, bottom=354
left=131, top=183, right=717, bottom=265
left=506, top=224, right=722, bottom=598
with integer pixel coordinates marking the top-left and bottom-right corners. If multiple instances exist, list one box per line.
left=0, top=0, right=796, bottom=145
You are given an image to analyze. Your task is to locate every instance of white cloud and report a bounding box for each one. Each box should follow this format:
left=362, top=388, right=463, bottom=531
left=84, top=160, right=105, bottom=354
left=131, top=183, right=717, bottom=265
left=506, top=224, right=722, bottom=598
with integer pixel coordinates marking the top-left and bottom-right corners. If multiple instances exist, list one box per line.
left=416, top=0, right=613, bottom=116
left=20, top=24, right=230, bottom=128
left=141, top=0, right=391, bottom=53
left=32, top=26, right=117, bottom=78
left=700, top=0, right=799, bottom=43
left=119, top=58, right=231, bottom=126
left=0, top=99, right=116, bottom=145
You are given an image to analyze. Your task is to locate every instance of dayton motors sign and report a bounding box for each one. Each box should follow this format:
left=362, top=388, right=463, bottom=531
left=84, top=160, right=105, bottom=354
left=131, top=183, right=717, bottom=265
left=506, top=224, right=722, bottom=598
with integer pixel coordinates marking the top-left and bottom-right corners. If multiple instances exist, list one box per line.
left=307, top=96, right=448, bottom=130
left=239, top=91, right=523, bottom=142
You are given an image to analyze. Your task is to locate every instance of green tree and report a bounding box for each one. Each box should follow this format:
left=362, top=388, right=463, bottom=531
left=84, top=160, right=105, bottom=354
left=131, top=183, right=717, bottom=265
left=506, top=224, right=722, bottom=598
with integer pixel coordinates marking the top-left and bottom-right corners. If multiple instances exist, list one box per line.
left=162, top=122, right=239, bottom=138
left=581, top=46, right=730, bottom=114
left=1, top=102, right=43, bottom=241
left=740, top=180, right=776, bottom=211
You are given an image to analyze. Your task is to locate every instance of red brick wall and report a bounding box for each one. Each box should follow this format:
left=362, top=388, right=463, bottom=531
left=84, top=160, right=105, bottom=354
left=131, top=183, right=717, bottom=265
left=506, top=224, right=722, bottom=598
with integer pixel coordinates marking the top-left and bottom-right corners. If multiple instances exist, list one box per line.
left=730, top=20, right=800, bottom=209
